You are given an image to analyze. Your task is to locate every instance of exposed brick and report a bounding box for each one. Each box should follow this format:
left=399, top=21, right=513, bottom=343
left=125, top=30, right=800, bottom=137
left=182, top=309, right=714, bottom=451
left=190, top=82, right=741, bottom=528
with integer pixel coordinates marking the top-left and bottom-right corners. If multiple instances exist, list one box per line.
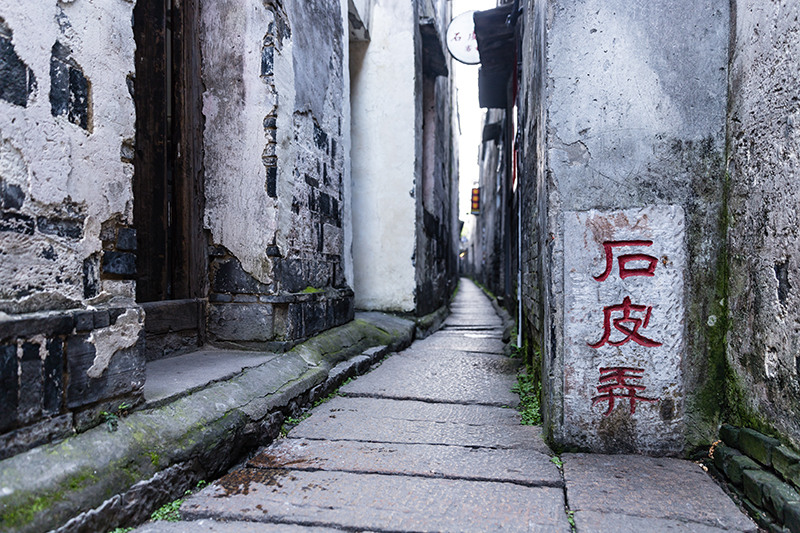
left=74, top=311, right=94, bottom=332
left=0, top=211, right=34, bottom=234
left=720, top=423, right=740, bottom=448
left=93, top=310, right=110, bottom=329
left=212, top=257, right=272, bottom=294
left=775, top=446, right=800, bottom=480
left=740, top=428, right=782, bottom=467
left=0, top=30, right=36, bottom=107
left=785, top=502, right=800, bottom=533
left=43, top=338, right=63, bottom=416
left=116, top=227, right=137, bottom=251
left=18, top=342, right=42, bottom=425
left=83, top=254, right=100, bottom=298
left=0, top=344, right=18, bottom=432
left=726, top=454, right=762, bottom=487
left=37, top=216, right=83, bottom=239
left=763, top=476, right=800, bottom=523
left=2, top=181, right=24, bottom=209
left=102, top=251, right=137, bottom=276
left=279, top=258, right=307, bottom=293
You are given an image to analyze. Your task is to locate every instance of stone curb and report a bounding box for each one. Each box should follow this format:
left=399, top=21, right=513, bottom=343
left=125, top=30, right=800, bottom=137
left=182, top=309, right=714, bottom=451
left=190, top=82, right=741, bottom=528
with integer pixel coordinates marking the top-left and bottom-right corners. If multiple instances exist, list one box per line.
left=712, top=424, right=800, bottom=532
left=0, top=313, right=415, bottom=533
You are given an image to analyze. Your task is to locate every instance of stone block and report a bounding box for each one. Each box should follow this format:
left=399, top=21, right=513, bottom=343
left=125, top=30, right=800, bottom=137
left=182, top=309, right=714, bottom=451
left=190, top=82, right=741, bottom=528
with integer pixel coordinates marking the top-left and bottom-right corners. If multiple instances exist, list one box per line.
left=775, top=446, right=800, bottom=480
left=713, top=444, right=741, bottom=472
left=279, top=258, right=307, bottom=293
left=36, top=216, right=83, bottom=239
left=0, top=211, right=35, bottom=234
left=785, top=502, right=800, bottom=533
left=212, top=257, right=271, bottom=294
left=2, top=181, right=24, bottom=209
left=93, top=310, right=110, bottom=329
left=0, top=31, right=36, bottom=107
left=74, top=311, right=94, bottom=332
left=116, top=227, right=137, bottom=251
left=726, top=453, right=762, bottom=487
left=720, top=424, right=740, bottom=448
left=18, top=342, right=43, bottom=424
left=744, top=469, right=779, bottom=508
left=0, top=413, right=72, bottom=461
left=0, top=344, right=18, bottom=432
left=763, top=476, right=800, bottom=523
left=740, top=428, right=781, bottom=467
left=304, top=301, right=329, bottom=338
left=43, top=338, right=63, bottom=416
left=208, top=303, right=274, bottom=342
left=351, top=354, right=372, bottom=374
left=102, top=251, right=137, bottom=276
left=787, top=464, right=800, bottom=492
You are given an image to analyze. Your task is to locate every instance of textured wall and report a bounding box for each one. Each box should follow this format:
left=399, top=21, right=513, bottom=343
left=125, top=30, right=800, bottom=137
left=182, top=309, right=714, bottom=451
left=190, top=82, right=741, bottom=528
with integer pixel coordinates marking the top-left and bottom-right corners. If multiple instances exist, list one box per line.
left=534, top=0, right=729, bottom=454
left=727, top=0, right=800, bottom=447
left=0, top=0, right=144, bottom=458
left=0, top=1, right=137, bottom=308
left=350, top=0, right=418, bottom=313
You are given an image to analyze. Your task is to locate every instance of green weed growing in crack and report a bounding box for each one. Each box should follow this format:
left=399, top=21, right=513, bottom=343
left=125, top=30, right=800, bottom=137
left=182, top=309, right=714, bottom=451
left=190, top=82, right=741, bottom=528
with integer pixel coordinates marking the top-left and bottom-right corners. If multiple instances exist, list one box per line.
left=150, top=481, right=207, bottom=522
left=550, top=456, right=563, bottom=469
left=566, top=509, right=576, bottom=531
left=511, top=371, right=541, bottom=425
left=100, top=402, right=131, bottom=433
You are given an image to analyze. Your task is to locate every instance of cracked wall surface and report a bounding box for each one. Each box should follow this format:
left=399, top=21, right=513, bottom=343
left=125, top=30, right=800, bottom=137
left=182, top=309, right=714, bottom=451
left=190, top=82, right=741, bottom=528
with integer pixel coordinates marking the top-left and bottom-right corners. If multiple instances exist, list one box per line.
left=727, top=0, right=800, bottom=447
left=531, top=0, right=729, bottom=454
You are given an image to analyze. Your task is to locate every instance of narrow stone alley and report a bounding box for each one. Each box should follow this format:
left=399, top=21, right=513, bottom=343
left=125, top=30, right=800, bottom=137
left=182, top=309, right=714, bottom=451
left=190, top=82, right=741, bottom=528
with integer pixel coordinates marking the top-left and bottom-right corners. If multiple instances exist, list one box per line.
left=129, top=280, right=755, bottom=533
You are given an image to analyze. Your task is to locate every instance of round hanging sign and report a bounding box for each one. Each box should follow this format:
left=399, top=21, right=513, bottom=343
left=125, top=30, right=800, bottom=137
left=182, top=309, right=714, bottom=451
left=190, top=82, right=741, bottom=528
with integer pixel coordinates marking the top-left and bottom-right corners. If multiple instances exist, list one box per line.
left=446, top=11, right=480, bottom=65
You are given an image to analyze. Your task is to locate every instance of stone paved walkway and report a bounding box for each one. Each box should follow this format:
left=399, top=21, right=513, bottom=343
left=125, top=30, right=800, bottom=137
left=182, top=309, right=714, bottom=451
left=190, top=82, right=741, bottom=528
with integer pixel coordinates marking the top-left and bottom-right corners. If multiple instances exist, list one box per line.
left=132, top=279, right=756, bottom=533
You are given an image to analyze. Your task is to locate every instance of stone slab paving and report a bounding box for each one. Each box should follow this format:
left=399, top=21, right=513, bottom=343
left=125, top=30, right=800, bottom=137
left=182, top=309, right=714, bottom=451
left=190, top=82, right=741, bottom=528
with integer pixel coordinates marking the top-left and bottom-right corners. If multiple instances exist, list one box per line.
left=563, top=453, right=758, bottom=532
left=132, top=519, right=344, bottom=532
left=181, top=469, right=569, bottom=532
left=130, top=279, right=755, bottom=533
left=247, top=438, right=563, bottom=487
left=341, top=347, right=520, bottom=406
left=288, top=396, right=549, bottom=451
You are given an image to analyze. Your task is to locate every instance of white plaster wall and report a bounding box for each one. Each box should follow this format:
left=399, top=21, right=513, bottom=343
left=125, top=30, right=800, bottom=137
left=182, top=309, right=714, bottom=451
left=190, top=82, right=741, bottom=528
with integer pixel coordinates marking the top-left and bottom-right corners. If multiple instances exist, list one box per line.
left=201, top=1, right=279, bottom=284
left=0, top=1, right=136, bottom=307
left=340, top=0, right=353, bottom=287
left=350, top=0, right=417, bottom=312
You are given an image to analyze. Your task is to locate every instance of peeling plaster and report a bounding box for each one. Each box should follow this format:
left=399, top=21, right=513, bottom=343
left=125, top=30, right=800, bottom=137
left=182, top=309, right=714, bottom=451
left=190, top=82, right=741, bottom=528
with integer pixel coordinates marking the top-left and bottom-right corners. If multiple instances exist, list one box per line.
left=86, top=308, right=140, bottom=378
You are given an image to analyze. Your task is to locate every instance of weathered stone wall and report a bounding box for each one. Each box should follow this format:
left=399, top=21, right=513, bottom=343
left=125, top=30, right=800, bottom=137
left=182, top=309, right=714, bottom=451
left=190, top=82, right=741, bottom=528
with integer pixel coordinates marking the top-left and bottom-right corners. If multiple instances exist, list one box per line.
left=0, top=1, right=144, bottom=458
left=202, top=0, right=353, bottom=346
left=415, top=0, right=456, bottom=317
left=726, top=0, right=800, bottom=447
left=467, top=109, right=506, bottom=298
left=527, top=0, right=729, bottom=454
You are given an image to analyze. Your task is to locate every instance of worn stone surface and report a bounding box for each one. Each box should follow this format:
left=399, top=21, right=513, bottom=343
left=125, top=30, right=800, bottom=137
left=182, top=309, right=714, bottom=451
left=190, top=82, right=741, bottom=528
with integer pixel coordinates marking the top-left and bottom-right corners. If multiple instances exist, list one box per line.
left=133, top=520, right=342, bottom=533
left=727, top=0, right=800, bottom=449
left=721, top=424, right=742, bottom=448
left=289, top=396, right=548, bottom=452
left=563, top=453, right=757, bottom=532
left=143, top=349, right=279, bottom=407
left=208, top=303, right=274, bottom=342
left=743, top=469, right=781, bottom=508
left=562, top=206, right=686, bottom=455
left=726, top=454, right=763, bottom=487
left=573, top=511, right=736, bottom=533
left=774, top=446, right=800, bottom=481
left=249, top=438, right=562, bottom=487
left=739, top=428, right=781, bottom=467
left=0, top=317, right=406, bottom=533
left=341, top=347, right=520, bottom=407
left=182, top=470, right=569, bottom=532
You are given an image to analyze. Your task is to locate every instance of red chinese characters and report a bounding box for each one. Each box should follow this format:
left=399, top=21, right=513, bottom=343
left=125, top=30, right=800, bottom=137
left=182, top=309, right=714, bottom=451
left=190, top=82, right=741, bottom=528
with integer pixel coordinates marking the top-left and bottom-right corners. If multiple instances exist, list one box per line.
left=588, top=296, right=662, bottom=348
left=591, top=367, right=658, bottom=416
left=589, top=240, right=661, bottom=416
left=593, top=240, right=658, bottom=281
